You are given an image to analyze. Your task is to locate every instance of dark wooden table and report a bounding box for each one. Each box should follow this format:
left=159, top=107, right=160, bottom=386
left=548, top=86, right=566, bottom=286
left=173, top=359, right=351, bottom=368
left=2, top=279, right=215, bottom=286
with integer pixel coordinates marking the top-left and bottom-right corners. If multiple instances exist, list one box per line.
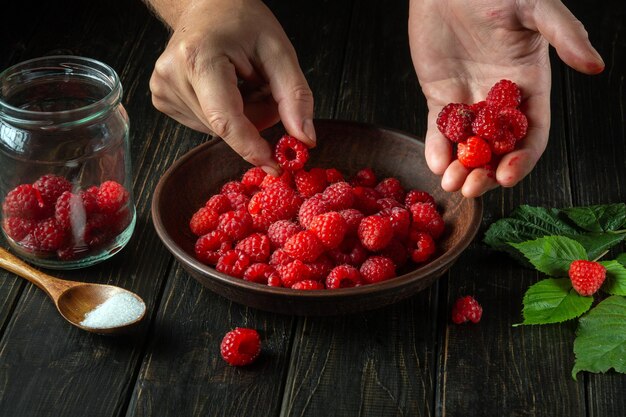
left=1, top=0, right=625, bottom=416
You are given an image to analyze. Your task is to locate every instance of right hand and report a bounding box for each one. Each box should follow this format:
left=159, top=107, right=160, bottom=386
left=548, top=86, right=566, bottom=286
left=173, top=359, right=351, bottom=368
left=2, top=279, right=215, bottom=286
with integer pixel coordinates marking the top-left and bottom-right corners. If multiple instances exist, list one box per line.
left=149, top=0, right=315, bottom=175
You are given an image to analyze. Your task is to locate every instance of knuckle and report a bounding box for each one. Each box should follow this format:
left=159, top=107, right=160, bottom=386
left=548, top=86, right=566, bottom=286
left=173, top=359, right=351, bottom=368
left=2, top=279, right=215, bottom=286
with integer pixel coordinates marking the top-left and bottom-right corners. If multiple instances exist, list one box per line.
left=205, top=110, right=232, bottom=138
left=290, top=84, right=314, bottom=103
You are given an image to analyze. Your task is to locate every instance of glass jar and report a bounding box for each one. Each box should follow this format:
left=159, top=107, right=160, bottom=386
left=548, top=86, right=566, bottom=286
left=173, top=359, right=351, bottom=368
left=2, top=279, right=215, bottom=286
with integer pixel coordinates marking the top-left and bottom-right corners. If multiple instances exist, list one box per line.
left=0, top=56, right=136, bottom=269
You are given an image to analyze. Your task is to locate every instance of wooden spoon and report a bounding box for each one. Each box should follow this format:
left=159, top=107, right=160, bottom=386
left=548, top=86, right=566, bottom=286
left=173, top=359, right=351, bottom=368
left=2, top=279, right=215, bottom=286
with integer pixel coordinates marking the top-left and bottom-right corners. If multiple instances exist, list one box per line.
left=0, top=247, right=146, bottom=335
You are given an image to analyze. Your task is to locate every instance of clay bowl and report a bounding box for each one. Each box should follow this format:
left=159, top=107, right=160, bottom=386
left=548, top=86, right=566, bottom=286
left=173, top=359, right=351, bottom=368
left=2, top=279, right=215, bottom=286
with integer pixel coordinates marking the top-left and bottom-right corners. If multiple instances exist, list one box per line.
left=152, top=120, right=482, bottom=315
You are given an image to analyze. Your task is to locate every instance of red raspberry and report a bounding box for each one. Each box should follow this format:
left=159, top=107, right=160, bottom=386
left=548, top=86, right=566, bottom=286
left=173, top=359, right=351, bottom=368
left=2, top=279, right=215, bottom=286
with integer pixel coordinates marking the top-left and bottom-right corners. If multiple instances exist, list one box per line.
left=472, top=105, right=503, bottom=142
left=292, top=280, right=325, bottom=290
left=2, top=217, right=36, bottom=241
left=306, top=254, right=334, bottom=281
left=260, top=170, right=293, bottom=190
left=410, top=202, right=445, bottom=239
left=360, top=256, right=396, bottom=284
left=241, top=167, right=267, bottom=194
left=235, top=233, right=270, bottom=263
left=322, top=182, right=354, bottom=211
left=457, top=136, right=492, bottom=168
left=194, top=230, right=232, bottom=265
left=375, top=178, right=405, bottom=202
left=568, top=260, right=607, bottom=296
left=55, top=191, right=86, bottom=231
left=405, top=190, right=435, bottom=208
left=2, top=184, right=45, bottom=219
left=377, top=198, right=402, bottom=210
left=96, top=181, right=129, bottom=214
left=269, top=248, right=293, bottom=266
left=327, top=236, right=368, bottom=267
left=298, top=196, right=330, bottom=228
left=486, top=79, right=521, bottom=109
left=326, top=265, right=363, bottom=289
left=221, top=181, right=247, bottom=195
left=217, top=210, right=253, bottom=241
left=339, top=209, right=364, bottom=235
left=267, top=220, right=302, bottom=249
left=33, top=174, right=72, bottom=210
left=451, top=296, right=483, bottom=324
left=243, top=263, right=280, bottom=286
left=251, top=213, right=274, bottom=232
left=351, top=168, right=377, bottom=187
left=17, top=233, right=39, bottom=253
left=294, top=168, right=327, bottom=198
left=380, top=207, right=411, bottom=241
left=33, top=218, right=67, bottom=251
left=274, top=134, right=309, bottom=171
left=189, top=206, right=219, bottom=236
left=436, top=103, right=474, bottom=143
left=224, top=192, right=250, bottom=212
left=309, top=211, right=347, bottom=249
left=220, top=327, right=261, bottom=366
left=358, top=215, right=393, bottom=251
left=469, top=100, right=487, bottom=114
left=80, top=187, right=99, bottom=216
left=499, top=107, right=528, bottom=141
left=84, top=212, right=114, bottom=248
left=352, top=186, right=381, bottom=214
left=277, top=259, right=313, bottom=287
left=284, top=230, right=325, bottom=262
left=57, top=245, right=82, bottom=261
left=379, top=239, right=409, bottom=268
left=251, top=186, right=302, bottom=223
left=216, top=250, right=251, bottom=278
left=325, top=168, right=344, bottom=183
left=409, top=231, right=436, bottom=263
left=205, top=194, right=232, bottom=214
left=490, top=132, right=516, bottom=155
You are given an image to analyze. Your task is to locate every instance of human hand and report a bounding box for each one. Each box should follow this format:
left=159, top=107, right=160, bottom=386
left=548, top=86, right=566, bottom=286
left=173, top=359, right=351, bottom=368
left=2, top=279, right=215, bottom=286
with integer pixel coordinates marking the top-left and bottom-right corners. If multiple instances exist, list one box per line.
left=148, top=0, right=315, bottom=176
left=409, top=0, right=604, bottom=197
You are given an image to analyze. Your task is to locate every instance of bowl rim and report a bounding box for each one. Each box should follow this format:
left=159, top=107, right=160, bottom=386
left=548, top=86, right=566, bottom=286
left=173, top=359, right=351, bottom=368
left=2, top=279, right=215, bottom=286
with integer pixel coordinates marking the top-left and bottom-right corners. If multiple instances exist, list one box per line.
left=151, top=119, right=483, bottom=298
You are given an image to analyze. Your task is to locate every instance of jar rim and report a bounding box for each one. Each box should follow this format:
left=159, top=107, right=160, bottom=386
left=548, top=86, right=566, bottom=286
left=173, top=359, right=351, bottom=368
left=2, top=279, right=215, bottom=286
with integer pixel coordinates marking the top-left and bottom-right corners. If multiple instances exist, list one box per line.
left=0, top=55, right=122, bottom=127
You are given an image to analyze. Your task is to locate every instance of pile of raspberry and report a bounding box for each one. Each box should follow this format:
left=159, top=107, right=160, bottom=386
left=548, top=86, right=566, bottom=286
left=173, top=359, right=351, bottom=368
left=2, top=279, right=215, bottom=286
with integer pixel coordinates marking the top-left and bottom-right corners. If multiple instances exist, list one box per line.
left=437, top=79, right=528, bottom=169
left=190, top=135, right=446, bottom=290
left=1, top=175, right=131, bottom=260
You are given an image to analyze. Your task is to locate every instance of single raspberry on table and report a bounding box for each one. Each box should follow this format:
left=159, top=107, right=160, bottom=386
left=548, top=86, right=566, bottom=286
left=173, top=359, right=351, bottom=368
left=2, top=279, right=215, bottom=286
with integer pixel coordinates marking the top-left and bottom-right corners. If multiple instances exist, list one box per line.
left=267, top=220, right=302, bottom=249
left=298, top=195, right=330, bottom=229
left=194, top=230, right=232, bottom=265
left=291, top=280, right=325, bottom=290
left=235, top=233, right=271, bottom=263
left=241, top=167, right=267, bottom=194
left=486, top=79, right=521, bottom=109
left=274, top=134, right=309, bottom=171
left=205, top=194, right=232, bottom=214
left=33, top=218, right=67, bottom=251
left=322, top=182, right=354, bottom=211
left=358, top=214, right=393, bottom=251
left=33, top=174, right=72, bottom=210
left=409, top=231, right=436, bottom=263
left=221, top=181, right=247, bottom=195
left=217, top=210, right=253, bottom=241
left=96, top=181, right=129, bottom=214
left=216, top=250, right=251, bottom=278
left=351, top=168, right=377, bottom=187
left=410, top=202, right=445, bottom=239
left=2, top=184, right=45, bottom=219
left=499, top=107, right=528, bottom=141
left=283, top=230, right=325, bottom=262
left=457, top=136, right=492, bottom=169
left=189, top=206, right=219, bottom=236
left=360, top=256, right=396, bottom=284
left=339, top=209, right=364, bottom=236
left=451, top=296, right=483, bottom=324
left=294, top=168, right=327, bottom=198
left=220, top=327, right=261, bottom=366
left=405, top=190, right=435, bottom=208
left=2, top=217, right=36, bottom=241
left=309, top=211, right=347, bottom=249
left=277, top=259, right=313, bottom=288
left=327, top=236, right=368, bottom=267
left=568, top=260, right=606, bottom=296
left=243, top=263, right=280, bottom=286
left=325, top=168, right=344, bottom=183
left=436, top=103, right=474, bottom=143
left=325, top=265, right=363, bottom=289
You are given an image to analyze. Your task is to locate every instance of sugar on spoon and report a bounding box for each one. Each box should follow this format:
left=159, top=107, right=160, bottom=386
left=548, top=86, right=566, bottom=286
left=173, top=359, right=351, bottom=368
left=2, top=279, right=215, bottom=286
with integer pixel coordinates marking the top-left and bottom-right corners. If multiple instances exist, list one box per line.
left=0, top=247, right=146, bottom=335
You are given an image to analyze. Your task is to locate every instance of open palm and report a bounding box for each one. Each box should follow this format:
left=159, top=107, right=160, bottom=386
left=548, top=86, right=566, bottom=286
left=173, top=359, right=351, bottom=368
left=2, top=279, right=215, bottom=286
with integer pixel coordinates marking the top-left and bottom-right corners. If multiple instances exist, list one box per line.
left=409, top=0, right=604, bottom=197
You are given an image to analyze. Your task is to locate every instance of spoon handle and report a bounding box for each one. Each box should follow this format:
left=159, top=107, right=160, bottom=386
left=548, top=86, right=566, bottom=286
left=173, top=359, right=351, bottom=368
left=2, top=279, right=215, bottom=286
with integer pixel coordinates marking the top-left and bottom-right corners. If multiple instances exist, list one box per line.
left=0, top=247, right=74, bottom=300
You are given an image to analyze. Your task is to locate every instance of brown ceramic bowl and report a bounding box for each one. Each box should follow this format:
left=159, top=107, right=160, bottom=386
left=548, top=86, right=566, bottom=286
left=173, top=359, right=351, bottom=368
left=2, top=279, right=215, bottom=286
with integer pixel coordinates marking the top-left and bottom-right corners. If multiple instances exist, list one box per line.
left=151, top=120, right=482, bottom=315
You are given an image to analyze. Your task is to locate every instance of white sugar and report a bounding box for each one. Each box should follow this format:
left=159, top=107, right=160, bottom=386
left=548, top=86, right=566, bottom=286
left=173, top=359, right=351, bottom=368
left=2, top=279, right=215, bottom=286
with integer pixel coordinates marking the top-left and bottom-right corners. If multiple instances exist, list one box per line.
left=80, top=292, right=145, bottom=329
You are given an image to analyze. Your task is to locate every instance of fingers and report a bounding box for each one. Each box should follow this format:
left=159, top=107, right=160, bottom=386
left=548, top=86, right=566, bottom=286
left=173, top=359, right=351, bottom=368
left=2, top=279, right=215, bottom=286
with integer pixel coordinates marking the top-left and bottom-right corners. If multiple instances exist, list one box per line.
left=424, top=103, right=454, bottom=175
left=528, top=0, right=604, bottom=74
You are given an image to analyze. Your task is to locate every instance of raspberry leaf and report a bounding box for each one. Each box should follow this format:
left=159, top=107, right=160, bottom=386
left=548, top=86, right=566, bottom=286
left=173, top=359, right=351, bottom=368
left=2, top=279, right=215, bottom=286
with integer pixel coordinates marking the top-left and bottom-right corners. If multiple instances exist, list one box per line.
left=510, top=236, right=587, bottom=277
left=617, top=253, right=626, bottom=266
left=572, top=296, right=626, bottom=380
left=570, top=232, right=626, bottom=260
left=519, top=278, right=593, bottom=325
left=599, top=260, right=626, bottom=296
left=562, top=203, right=626, bottom=232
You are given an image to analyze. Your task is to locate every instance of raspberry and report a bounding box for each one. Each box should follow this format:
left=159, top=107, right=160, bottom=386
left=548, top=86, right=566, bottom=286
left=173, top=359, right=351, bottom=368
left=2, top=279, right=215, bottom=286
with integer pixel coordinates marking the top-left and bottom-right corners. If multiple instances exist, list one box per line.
left=221, top=181, right=247, bottom=195
left=436, top=103, right=474, bottom=143
left=55, top=191, right=87, bottom=231
left=205, top=194, right=232, bottom=214
left=360, top=256, right=396, bottom=284
left=306, top=254, right=334, bottom=281
left=241, top=167, right=267, bottom=194
left=486, top=79, right=521, bottom=109
left=568, top=260, right=606, bottom=296
left=322, top=182, right=354, bottom=211
left=469, top=100, right=487, bottom=114
left=243, top=263, right=280, bottom=286
left=326, top=265, right=363, bottom=289
left=96, top=181, right=129, bottom=214
left=194, top=230, right=232, bottom=265
left=220, top=327, right=261, bottom=366
left=377, top=198, right=402, bottom=210
left=379, top=239, right=409, bottom=268
left=33, top=218, right=67, bottom=251
left=457, top=136, right=492, bottom=168
left=235, top=233, right=271, bottom=263
left=327, top=236, right=368, bottom=267
left=352, top=186, right=381, bottom=214
left=339, top=209, right=364, bottom=235
left=274, top=134, right=309, bottom=171
left=294, top=168, right=327, bottom=198
left=358, top=215, right=393, bottom=251
left=84, top=213, right=114, bottom=248
left=472, top=105, right=503, bottom=142
left=405, top=190, right=435, bottom=208
left=260, top=170, right=293, bottom=190
left=250, top=186, right=302, bottom=223
left=267, top=220, right=302, bottom=249
left=490, top=132, right=516, bottom=155
left=2, top=184, right=45, bottom=219
left=298, top=196, right=330, bottom=228
left=224, top=192, right=250, bottom=212
left=375, top=178, right=405, bottom=202
left=33, top=174, right=72, bottom=210
left=3, top=217, right=36, bottom=241
left=80, top=187, right=99, bottom=216
left=251, top=213, right=273, bottom=232
left=217, top=210, right=253, bottom=241
left=325, top=168, right=344, bottom=183
left=18, top=233, right=39, bottom=252
left=410, top=202, right=445, bottom=239
left=277, top=259, right=313, bottom=287
left=351, top=168, right=377, bottom=187
left=292, top=280, right=325, bottom=290
left=269, top=248, right=293, bottom=266
left=409, top=231, right=436, bottom=263
left=309, top=211, right=347, bottom=249
left=189, top=206, right=219, bottom=236
left=451, top=296, right=483, bottom=324
left=284, top=230, right=325, bottom=262
left=381, top=207, right=411, bottom=241
left=499, top=107, right=528, bottom=141
left=216, top=250, right=251, bottom=278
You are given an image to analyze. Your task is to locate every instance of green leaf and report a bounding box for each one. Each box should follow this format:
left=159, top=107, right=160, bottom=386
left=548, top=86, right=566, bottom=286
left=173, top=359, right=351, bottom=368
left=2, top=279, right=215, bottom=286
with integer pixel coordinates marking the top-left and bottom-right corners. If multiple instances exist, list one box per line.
left=570, top=232, right=626, bottom=260
left=510, top=236, right=587, bottom=276
left=520, top=278, right=593, bottom=325
left=562, top=204, right=626, bottom=232
left=572, top=296, right=626, bottom=379
left=617, top=253, right=626, bottom=266
left=600, top=260, right=626, bottom=296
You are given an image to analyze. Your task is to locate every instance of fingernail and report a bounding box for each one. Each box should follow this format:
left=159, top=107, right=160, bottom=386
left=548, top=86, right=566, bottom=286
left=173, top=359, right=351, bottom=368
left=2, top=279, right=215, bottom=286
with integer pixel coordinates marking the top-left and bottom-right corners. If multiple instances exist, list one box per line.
left=302, top=119, right=317, bottom=146
left=261, top=164, right=281, bottom=177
